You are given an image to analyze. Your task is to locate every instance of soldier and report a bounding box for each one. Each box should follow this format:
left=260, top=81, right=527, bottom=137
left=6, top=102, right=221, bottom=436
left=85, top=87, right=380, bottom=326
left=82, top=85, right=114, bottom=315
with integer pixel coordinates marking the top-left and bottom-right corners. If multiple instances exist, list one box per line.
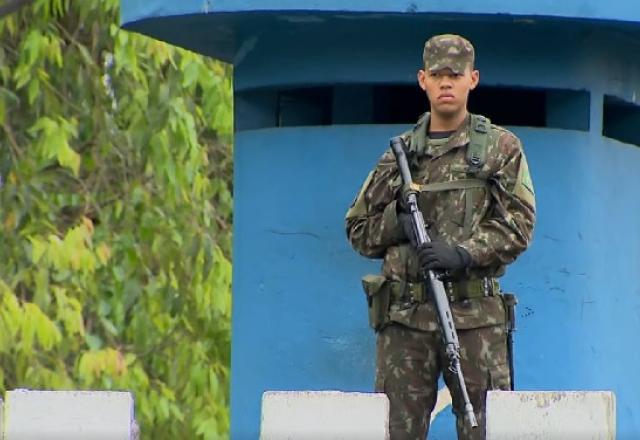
left=345, top=34, right=536, bottom=439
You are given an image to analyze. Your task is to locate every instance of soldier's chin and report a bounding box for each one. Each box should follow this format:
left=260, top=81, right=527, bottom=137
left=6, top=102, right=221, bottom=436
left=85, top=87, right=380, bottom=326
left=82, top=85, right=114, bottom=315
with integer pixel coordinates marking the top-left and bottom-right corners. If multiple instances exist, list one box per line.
left=433, top=104, right=461, bottom=118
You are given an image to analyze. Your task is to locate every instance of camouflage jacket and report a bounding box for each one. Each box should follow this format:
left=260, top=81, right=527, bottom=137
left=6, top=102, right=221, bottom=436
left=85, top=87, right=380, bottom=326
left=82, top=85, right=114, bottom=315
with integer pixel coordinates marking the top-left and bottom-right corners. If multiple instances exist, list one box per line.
left=345, top=113, right=536, bottom=330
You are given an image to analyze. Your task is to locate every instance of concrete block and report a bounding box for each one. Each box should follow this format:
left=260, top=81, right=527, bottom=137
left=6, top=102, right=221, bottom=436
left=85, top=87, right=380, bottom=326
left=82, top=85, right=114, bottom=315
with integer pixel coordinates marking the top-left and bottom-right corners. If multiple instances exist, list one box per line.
left=486, top=391, right=616, bottom=440
left=260, top=391, right=389, bottom=440
left=4, top=389, right=136, bottom=440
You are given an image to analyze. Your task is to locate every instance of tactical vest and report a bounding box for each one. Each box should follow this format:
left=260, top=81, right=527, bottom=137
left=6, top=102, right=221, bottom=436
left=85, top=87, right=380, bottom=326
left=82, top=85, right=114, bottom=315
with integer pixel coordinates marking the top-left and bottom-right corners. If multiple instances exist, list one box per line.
left=408, top=113, right=491, bottom=238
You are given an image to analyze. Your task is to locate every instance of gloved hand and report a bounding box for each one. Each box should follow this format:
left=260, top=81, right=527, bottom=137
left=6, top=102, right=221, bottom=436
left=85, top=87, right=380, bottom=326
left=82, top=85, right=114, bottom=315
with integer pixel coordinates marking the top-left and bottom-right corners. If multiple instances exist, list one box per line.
left=397, top=212, right=416, bottom=246
left=417, top=241, right=472, bottom=271
left=396, top=183, right=416, bottom=213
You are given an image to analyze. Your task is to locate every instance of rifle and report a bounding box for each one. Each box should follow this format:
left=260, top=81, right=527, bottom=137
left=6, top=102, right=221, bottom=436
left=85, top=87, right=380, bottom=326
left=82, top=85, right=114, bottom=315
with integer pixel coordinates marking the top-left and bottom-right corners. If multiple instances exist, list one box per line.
left=389, top=136, right=478, bottom=429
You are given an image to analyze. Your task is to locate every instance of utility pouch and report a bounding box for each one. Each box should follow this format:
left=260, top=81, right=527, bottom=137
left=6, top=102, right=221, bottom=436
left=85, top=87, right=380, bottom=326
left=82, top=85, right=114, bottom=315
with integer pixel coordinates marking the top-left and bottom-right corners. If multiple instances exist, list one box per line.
left=361, top=274, right=391, bottom=331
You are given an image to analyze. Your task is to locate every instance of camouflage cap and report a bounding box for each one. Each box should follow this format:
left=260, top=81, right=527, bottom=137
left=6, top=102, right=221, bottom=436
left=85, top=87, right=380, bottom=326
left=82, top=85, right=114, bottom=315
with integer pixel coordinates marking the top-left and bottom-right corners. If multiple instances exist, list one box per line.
left=423, top=34, right=475, bottom=74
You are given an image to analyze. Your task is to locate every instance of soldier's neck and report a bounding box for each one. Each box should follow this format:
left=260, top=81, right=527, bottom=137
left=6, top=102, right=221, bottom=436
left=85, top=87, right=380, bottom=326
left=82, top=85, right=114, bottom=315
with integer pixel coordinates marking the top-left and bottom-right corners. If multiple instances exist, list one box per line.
left=429, top=109, right=468, bottom=132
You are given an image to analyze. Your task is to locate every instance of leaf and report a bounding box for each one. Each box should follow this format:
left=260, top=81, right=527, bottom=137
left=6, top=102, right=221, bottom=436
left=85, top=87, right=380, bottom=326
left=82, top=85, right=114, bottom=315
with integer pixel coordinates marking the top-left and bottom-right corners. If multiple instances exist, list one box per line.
left=27, top=78, right=40, bottom=105
left=0, top=283, right=23, bottom=337
left=78, top=351, right=98, bottom=381
left=29, top=236, right=47, bottom=263
left=56, top=143, right=81, bottom=176
left=195, top=417, right=219, bottom=438
left=20, top=303, right=37, bottom=354
left=27, top=303, right=62, bottom=350
left=29, top=116, right=81, bottom=175
left=84, top=333, right=103, bottom=351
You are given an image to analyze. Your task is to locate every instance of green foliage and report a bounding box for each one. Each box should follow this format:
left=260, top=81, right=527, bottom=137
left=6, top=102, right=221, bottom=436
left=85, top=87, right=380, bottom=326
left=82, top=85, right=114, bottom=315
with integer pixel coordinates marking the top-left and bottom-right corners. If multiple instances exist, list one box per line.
left=0, top=1, right=233, bottom=438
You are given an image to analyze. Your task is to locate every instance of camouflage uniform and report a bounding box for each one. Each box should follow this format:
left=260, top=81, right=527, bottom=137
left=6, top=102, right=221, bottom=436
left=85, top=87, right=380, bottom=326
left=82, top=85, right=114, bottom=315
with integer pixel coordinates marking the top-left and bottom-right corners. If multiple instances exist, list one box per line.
left=345, top=35, right=536, bottom=440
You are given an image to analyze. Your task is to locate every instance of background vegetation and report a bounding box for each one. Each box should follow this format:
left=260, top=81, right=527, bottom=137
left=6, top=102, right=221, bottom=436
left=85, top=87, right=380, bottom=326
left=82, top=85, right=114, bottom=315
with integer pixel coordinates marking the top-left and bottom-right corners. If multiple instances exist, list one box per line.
left=0, top=1, right=233, bottom=438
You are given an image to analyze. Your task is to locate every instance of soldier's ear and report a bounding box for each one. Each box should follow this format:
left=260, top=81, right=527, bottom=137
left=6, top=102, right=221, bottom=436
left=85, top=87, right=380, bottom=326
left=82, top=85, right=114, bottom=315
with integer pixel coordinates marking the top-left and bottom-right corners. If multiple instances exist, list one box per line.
left=417, top=69, right=427, bottom=91
left=470, top=68, right=480, bottom=90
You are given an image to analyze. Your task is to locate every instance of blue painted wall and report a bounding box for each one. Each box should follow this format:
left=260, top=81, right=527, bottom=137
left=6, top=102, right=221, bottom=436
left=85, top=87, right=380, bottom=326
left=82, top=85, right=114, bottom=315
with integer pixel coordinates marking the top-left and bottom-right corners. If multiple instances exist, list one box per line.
left=229, top=19, right=640, bottom=438
left=233, top=126, right=640, bottom=439
left=120, top=1, right=640, bottom=439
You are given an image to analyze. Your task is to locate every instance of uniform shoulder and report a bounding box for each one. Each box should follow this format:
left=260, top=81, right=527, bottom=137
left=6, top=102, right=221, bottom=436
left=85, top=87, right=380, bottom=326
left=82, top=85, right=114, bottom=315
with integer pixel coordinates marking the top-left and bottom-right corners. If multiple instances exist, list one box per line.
left=489, top=122, right=523, bottom=155
left=489, top=122, right=519, bottom=140
left=396, top=128, right=412, bottom=144
left=396, top=112, right=427, bottom=146
left=376, top=129, right=412, bottom=165
left=378, top=149, right=396, bottom=165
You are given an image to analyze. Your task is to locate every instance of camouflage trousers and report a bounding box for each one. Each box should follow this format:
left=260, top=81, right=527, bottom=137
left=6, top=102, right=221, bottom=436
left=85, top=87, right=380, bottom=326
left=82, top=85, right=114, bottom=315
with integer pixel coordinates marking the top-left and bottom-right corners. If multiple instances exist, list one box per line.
left=375, top=322, right=511, bottom=440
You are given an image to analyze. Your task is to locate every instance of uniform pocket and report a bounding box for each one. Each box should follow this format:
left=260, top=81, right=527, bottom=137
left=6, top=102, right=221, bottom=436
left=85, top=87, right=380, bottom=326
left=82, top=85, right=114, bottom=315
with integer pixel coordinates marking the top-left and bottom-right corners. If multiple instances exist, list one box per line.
left=361, top=274, right=391, bottom=331
left=488, top=361, right=511, bottom=391
left=452, top=296, right=506, bottom=330
left=484, top=324, right=511, bottom=390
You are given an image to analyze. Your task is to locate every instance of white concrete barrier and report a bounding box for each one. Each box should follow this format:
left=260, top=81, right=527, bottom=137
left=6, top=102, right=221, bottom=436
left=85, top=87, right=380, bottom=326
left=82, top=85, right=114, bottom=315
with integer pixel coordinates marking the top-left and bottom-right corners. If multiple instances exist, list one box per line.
left=260, top=391, right=390, bottom=440
left=4, top=390, right=137, bottom=440
left=486, top=390, right=616, bottom=440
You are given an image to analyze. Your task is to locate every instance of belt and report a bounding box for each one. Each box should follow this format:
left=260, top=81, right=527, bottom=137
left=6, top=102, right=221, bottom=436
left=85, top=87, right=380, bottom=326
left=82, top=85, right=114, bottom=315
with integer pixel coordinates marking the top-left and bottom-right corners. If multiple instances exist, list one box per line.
left=388, top=277, right=499, bottom=305
left=389, top=280, right=428, bottom=304
left=443, top=277, right=500, bottom=303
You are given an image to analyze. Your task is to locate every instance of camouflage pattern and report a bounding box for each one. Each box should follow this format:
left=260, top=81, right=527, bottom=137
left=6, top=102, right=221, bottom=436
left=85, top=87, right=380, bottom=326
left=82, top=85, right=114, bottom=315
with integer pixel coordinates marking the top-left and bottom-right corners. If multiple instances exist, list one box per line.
left=423, top=34, right=475, bottom=74
left=388, top=292, right=506, bottom=333
left=345, top=112, right=535, bottom=439
left=376, top=323, right=510, bottom=440
left=345, top=112, right=536, bottom=285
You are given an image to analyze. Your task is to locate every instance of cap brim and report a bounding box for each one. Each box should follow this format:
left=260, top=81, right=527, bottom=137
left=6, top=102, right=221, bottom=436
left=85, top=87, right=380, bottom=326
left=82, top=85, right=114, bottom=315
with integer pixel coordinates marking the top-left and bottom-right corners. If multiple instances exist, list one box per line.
left=426, top=65, right=465, bottom=74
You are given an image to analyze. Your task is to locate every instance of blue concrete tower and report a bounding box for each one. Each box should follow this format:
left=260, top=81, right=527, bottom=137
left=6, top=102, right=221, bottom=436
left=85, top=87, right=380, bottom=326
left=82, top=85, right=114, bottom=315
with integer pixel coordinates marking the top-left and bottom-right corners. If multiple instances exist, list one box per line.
left=121, top=2, right=640, bottom=438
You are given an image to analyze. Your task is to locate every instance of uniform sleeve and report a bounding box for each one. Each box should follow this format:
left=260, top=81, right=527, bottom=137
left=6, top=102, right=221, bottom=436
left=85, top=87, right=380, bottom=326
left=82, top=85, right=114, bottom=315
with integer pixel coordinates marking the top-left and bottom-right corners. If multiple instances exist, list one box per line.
left=458, top=133, right=536, bottom=267
left=345, top=150, right=406, bottom=258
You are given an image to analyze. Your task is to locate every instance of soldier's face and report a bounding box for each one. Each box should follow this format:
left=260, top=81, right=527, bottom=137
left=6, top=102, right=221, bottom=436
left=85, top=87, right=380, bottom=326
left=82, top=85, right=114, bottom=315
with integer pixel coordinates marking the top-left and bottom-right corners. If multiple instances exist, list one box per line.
left=417, top=65, right=479, bottom=117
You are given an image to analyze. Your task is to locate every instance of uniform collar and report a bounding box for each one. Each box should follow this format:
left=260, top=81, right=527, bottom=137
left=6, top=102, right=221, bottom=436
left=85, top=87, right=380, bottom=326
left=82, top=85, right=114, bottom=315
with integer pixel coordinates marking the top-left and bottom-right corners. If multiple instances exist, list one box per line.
left=410, top=112, right=471, bottom=160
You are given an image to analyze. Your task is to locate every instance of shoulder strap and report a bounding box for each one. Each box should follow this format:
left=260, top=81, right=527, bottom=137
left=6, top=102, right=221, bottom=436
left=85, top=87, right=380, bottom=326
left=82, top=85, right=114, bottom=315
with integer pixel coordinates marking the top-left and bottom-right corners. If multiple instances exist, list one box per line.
left=417, top=179, right=488, bottom=192
left=466, top=114, right=491, bottom=173
left=409, top=112, right=429, bottom=156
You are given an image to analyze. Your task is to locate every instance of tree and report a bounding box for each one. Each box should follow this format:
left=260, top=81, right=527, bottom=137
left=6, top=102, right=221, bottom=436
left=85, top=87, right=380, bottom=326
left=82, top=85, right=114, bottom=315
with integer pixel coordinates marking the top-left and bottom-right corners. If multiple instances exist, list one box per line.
left=0, top=1, right=233, bottom=438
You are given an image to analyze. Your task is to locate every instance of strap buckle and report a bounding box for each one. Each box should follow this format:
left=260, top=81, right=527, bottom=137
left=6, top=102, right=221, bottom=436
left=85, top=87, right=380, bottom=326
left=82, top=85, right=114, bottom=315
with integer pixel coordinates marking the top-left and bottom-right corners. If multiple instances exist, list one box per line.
left=446, top=281, right=455, bottom=303
left=469, top=155, right=482, bottom=167
left=391, top=281, right=426, bottom=307
left=474, top=116, right=488, bottom=133
left=445, top=277, right=498, bottom=302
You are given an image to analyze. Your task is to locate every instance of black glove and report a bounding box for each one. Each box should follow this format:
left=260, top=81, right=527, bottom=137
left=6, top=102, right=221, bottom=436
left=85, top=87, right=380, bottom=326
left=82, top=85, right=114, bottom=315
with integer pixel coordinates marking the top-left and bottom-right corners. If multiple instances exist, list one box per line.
left=417, top=241, right=472, bottom=271
left=397, top=212, right=416, bottom=246
left=396, top=183, right=415, bottom=213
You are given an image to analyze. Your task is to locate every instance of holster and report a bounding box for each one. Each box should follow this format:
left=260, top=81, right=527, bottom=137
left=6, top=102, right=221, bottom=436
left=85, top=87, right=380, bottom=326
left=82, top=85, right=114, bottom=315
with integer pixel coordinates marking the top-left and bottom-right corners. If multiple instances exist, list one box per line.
left=501, top=293, right=518, bottom=390
left=361, top=274, right=391, bottom=331
left=502, top=293, right=518, bottom=332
